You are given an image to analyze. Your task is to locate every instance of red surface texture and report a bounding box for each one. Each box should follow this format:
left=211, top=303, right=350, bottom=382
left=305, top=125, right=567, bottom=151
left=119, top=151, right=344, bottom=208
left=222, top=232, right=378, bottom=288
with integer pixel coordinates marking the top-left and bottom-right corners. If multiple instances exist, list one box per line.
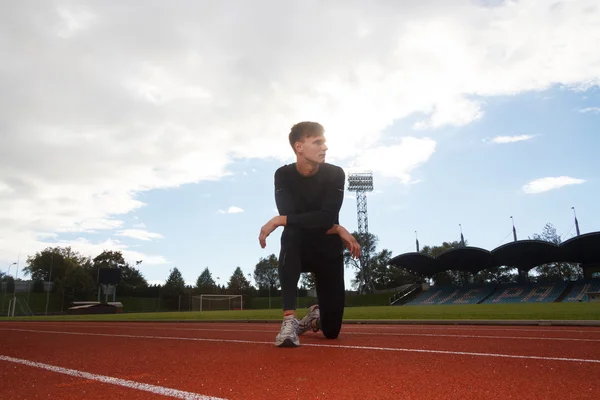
left=1, top=321, right=599, bottom=399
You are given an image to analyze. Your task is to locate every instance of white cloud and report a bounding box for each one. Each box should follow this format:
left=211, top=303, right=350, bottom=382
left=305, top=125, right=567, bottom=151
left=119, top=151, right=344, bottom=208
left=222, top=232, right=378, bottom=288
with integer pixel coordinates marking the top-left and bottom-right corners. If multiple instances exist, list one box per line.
left=579, top=107, right=600, bottom=114
left=57, top=218, right=124, bottom=233
left=218, top=206, right=244, bottom=214
left=116, top=229, right=164, bottom=241
left=413, top=97, right=483, bottom=130
left=492, top=134, right=535, bottom=144
left=1, top=0, right=599, bottom=264
left=346, top=138, right=437, bottom=184
left=0, top=181, right=13, bottom=194
left=55, top=6, right=97, bottom=38
left=522, top=176, right=586, bottom=194
left=54, top=237, right=168, bottom=266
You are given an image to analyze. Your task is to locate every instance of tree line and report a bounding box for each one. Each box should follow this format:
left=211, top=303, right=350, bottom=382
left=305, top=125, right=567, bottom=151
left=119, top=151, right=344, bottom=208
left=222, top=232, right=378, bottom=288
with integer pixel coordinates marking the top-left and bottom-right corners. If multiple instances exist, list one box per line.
left=253, top=222, right=582, bottom=292
left=0, top=222, right=582, bottom=306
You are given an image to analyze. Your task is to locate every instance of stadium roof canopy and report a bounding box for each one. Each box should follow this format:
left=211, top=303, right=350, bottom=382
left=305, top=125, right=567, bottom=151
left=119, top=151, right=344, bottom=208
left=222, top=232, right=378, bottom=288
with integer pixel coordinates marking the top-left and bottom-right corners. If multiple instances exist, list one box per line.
left=560, top=232, right=600, bottom=264
left=389, top=231, right=600, bottom=275
left=436, top=247, right=493, bottom=274
left=387, top=252, right=439, bottom=277
left=491, top=240, right=562, bottom=271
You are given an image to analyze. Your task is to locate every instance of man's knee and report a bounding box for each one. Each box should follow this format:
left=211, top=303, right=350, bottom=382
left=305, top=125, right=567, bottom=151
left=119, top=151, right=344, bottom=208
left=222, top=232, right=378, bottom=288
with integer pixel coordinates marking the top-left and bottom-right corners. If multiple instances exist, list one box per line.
left=322, top=328, right=340, bottom=339
left=318, top=308, right=344, bottom=339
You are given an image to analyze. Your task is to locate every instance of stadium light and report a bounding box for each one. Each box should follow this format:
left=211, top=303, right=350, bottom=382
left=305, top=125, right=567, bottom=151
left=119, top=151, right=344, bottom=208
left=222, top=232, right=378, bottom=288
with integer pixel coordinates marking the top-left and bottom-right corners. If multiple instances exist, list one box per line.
left=347, top=172, right=374, bottom=192
left=347, top=171, right=374, bottom=293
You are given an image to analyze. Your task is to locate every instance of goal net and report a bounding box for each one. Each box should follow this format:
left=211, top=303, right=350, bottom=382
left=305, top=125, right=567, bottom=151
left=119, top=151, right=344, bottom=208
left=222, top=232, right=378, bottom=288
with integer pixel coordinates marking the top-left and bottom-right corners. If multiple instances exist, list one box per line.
left=192, top=295, right=243, bottom=311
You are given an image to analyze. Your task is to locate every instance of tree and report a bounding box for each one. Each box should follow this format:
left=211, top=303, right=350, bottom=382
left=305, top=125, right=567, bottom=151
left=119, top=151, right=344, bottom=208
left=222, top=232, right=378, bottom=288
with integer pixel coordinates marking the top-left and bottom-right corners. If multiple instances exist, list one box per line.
left=300, top=272, right=315, bottom=290
left=344, top=231, right=379, bottom=293
left=196, top=267, right=216, bottom=293
left=93, top=250, right=147, bottom=295
left=23, top=246, right=87, bottom=283
left=118, top=263, right=148, bottom=291
left=227, top=267, right=251, bottom=294
left=23, top=246, right=96, bottom=303
left=369, top=249, right=418, bottom=290
left=93, top=250, right=127, bottom=270
left=472, top=266, right=517, bottom=285
left=62, top=260, right=96, bottom=299
left=420, top=240, right=464, bottom=258
left=253, top=254, right=279, bottom=291
left=530, top=223, right=582, bottom=281
left=164, top=267, right=186, bottom=295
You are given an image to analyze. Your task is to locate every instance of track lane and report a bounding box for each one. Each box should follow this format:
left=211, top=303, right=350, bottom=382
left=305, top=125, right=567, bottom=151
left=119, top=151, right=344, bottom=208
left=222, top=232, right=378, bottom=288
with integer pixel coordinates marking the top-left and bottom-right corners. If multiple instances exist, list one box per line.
left=0, top=357, right=222, bottom=400
left=1, top=324, right=600, bottom=400
left=3, top=323, right=600, bottom=360
left=6, top=320, right=600, bottom=339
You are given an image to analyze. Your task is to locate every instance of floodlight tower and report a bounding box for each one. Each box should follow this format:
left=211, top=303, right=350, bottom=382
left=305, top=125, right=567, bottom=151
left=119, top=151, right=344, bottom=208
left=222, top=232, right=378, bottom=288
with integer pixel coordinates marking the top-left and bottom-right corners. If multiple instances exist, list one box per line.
left=347, top=171, right=374, bottom=293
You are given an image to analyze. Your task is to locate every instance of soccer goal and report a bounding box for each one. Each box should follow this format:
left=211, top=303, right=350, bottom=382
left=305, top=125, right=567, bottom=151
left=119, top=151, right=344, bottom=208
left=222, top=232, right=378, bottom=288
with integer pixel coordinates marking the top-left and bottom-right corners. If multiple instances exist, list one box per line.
left=192, top=294, right=243, bottom=311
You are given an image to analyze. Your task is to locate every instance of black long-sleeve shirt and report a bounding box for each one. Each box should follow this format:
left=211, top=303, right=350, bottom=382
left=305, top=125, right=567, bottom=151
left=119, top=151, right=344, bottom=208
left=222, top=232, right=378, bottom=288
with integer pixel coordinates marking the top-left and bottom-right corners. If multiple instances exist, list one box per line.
left=274, top=162, right=345, bottom=232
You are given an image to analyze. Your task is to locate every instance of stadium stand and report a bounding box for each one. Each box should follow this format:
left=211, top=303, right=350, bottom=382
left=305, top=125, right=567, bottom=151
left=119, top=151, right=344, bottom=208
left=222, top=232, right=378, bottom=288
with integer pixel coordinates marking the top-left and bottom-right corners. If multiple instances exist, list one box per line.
left=405, top=285, right=495, bottom=305
left=481, top=281, right=569, bottom=304
left=562, top=278, right=600, bottom=302
left=403, top=280, right=593, bottom=306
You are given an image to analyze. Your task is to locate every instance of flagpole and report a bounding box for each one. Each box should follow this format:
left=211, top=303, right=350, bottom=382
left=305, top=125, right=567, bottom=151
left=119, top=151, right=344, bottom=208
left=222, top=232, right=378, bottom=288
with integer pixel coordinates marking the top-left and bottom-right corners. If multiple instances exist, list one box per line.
left=415, top=231, right=419, bottom=252
left=571, top=207, right=580, bottom=236
left=510, top=216, right=517, bottom=241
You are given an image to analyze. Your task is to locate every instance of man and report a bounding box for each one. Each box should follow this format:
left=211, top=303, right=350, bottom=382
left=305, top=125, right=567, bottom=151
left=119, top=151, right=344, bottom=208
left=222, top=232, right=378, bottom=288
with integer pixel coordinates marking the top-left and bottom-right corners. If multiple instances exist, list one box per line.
left=259, top=121, right=361, bottom=347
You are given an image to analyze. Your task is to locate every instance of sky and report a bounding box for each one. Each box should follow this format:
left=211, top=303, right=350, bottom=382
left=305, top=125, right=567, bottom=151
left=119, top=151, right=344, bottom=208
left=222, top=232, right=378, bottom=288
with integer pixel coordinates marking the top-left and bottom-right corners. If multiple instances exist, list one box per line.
left=1, top=0, right=599, bottom=290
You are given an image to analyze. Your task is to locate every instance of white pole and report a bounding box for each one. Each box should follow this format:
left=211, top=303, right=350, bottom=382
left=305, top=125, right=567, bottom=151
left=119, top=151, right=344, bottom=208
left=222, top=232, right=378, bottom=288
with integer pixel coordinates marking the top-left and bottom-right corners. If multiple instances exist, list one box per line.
left=12, top=250, right=20, bottom=317
left=45, top=253, right=53, bottom=316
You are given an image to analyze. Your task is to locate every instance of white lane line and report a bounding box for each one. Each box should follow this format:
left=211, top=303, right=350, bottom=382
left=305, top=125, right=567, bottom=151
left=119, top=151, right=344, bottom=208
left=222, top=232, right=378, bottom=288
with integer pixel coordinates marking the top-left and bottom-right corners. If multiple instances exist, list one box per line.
left=0, top=354, right=227, bottom=400
left=2, top=328, right=600, bottom=365
left=333, top=325, right=600, bottom=334
left=347, top=332, right=600, bottom=342
left=7, top=323, right=598, bottom=342
left=5, top=321, right=600, bottom=335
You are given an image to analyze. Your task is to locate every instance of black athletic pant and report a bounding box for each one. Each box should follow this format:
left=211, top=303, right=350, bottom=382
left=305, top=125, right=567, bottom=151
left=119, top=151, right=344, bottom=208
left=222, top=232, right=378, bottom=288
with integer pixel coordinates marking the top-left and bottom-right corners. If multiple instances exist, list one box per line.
left=278, top=227, right=345, bottom=339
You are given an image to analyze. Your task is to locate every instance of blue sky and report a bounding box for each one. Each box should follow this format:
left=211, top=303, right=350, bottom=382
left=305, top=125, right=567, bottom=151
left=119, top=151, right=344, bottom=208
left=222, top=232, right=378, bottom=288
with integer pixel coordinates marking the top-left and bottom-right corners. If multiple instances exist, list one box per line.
left=1, top=1, right=599, bottom=292
left=100, top=85, right=599, bottom=288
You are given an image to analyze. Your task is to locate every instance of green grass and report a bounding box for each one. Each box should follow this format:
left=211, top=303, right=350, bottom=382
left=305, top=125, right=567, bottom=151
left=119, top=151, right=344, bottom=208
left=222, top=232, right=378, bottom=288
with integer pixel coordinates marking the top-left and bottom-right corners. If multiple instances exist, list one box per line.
left=1, top=302, right=598, bottom=322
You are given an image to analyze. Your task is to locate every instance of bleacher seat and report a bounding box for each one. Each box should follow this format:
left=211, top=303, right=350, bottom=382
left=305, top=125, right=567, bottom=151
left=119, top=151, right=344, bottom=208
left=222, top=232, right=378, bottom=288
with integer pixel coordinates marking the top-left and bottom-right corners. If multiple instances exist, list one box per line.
left=562, top=279, right=600, bottom=302
left=406, top=285, right=494, bottom=305
left=406, top=281, right=576, bottom=306
left=482, top=281, right=568, bottom=304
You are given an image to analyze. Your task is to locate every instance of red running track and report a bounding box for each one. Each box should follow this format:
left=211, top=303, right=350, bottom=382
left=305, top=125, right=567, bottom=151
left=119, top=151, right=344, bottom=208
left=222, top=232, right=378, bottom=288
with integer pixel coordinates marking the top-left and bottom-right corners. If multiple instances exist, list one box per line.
left=1, top=321, right=600, bottom=399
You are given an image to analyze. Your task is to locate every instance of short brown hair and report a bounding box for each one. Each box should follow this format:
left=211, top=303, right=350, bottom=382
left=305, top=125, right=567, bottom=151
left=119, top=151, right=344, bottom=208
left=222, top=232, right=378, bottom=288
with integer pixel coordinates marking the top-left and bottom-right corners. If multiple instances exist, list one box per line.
left=288, top=121, right=324, bottom=152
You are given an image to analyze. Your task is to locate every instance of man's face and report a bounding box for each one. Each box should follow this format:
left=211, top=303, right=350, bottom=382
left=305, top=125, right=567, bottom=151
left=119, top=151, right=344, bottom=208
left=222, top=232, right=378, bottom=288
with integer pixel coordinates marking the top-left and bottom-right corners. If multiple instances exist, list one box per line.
left=297, top=134, right=328, bottom=164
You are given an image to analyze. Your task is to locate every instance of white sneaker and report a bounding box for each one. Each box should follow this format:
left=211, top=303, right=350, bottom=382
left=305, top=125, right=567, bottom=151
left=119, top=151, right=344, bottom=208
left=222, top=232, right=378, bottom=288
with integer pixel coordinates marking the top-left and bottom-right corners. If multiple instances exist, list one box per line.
left=275, top=315, right=300, bottom=347
left=297, top=304, right=320, bottom=335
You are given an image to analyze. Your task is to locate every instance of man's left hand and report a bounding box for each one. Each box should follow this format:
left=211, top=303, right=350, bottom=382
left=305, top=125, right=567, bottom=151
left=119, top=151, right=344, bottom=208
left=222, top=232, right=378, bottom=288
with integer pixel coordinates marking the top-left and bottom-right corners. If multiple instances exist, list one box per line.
left=337, top=225, right=361, bottom=259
